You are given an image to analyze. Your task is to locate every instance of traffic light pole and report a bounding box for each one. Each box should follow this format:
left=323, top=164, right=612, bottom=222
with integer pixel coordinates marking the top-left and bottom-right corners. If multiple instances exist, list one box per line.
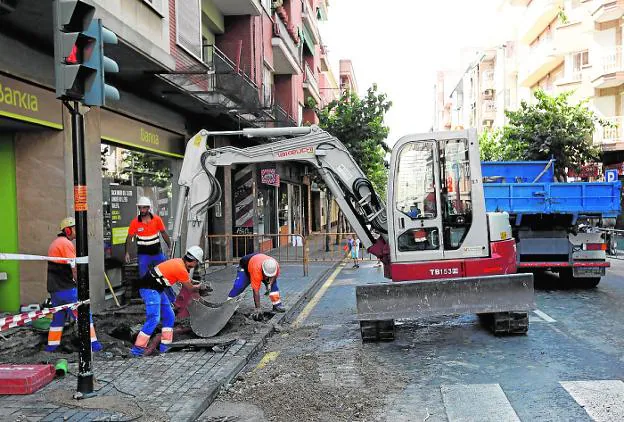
left=65, top=100, right=94, bottom=398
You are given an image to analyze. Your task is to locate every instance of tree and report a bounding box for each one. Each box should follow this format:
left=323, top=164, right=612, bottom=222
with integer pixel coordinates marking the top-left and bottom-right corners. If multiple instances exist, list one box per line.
left=501, top=90, right=603, bottom=180
left=315, top=84, right=392, bottom=199
left=479, top=127, right=526, bottom=162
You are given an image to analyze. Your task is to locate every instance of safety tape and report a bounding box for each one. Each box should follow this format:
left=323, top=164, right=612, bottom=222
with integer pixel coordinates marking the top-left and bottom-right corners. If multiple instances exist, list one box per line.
left=0, top=299, right=90, bottom=332
left=0, top=253, right=89, bottom=267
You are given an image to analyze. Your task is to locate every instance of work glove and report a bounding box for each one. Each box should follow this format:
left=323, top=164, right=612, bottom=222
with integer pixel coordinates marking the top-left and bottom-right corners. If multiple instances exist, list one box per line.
left=252, top=309, right=264, bottom=321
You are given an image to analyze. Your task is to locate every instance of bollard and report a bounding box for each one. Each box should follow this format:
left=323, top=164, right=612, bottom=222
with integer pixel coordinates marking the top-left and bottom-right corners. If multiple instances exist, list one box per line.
left=55, top=359, right=68, bottom=377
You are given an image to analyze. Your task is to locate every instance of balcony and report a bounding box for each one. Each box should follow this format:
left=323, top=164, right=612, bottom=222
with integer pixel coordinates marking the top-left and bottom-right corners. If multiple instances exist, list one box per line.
left=592, top=0, right=624, bottom=23
left=595, top=116, right=624, bottom=151
left=303, top=63, right=321, bottom=105
left=520, top=0, right=564, bottom=44
left=592, top=47, right=624, bottom=88
left=210, top=0, right=262, bottom=16
left=482, top=100, right=497, bottom=121
left=520, top=37, right=564, bottom=87
left=302, top=0, right=321, bottom=46
left=272, top=14, right=303, bottom=75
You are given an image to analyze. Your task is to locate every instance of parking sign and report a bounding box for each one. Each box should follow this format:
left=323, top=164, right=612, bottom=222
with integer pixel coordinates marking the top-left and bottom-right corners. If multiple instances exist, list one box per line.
left=606, top=169, right=619, bottom=182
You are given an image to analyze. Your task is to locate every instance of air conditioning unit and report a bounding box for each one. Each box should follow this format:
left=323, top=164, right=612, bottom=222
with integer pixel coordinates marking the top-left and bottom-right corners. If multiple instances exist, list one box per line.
left=483, top=89, right=495, bottom=97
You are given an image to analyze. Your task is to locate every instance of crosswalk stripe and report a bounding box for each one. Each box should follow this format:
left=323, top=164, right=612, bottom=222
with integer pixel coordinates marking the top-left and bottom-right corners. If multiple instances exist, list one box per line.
left=560, top=380, right=624, bottom=422
left=533, top=309, right=557, bottom=323
left=441, top=384, right=520, bottom=422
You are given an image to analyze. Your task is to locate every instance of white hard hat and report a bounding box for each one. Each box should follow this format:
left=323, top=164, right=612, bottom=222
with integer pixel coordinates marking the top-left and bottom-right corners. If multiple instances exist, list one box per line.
left=137, top=196, right=152, bottom=208
left=185, top=245, right=204, bottom=263
left=261, top=258, right=278, bottom=277
left=59, top=217, right=76, bottom=231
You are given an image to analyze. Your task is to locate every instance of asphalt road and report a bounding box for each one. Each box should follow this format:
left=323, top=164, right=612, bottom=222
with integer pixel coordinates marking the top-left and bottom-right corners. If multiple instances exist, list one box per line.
left=200, top=259, right=624, bottom=421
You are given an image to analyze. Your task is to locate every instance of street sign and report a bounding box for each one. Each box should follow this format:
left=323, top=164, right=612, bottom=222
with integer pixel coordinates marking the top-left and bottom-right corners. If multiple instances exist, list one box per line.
left=606, top=169, right=618, bottom=182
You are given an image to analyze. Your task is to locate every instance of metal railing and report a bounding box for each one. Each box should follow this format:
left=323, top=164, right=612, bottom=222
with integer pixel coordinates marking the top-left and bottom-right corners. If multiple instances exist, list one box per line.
left=274, top=13, right=301, bottom=64
left=202, top=232, right=377, bottom=275
left=595, top=116, right=623, bottom=145
left=304, top=62, right=320, bottom=99
left=599, top=46, right=624, bottom=75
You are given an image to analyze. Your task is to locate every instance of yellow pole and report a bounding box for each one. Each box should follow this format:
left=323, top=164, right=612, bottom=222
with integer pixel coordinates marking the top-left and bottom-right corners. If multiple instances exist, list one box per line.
left=103, top=272, right=121, bottom=307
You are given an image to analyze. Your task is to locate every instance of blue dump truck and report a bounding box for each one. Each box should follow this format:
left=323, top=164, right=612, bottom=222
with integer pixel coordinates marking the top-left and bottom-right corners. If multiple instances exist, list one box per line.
left=482, top=161, right=622, bottom=288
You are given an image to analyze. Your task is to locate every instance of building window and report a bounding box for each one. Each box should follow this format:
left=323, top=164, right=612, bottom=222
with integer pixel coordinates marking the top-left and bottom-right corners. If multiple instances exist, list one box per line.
left=573, top=50, right=589, bottom=69
left=176, top=0, right=202, bottom=59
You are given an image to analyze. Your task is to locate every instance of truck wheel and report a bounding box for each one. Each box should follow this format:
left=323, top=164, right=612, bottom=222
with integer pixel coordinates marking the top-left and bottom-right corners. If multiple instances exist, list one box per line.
left=574, top=277, right=601, bottom=289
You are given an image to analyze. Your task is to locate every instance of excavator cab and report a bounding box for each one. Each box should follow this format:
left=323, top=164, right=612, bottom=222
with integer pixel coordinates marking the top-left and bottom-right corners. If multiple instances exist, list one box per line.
left=388, top=130, right=490, bottom=272
left=356, top=129, right=534, bottom=341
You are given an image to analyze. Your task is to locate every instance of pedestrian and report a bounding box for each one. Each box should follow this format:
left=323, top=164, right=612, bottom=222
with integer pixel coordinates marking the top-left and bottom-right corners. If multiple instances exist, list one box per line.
left=349, top=235, right=361, bottom=268
left=45, top=217, right=102, bottom=353
left=227, top=253, right=285, bottom=321
left=130, top=246, right=204, bottom=357
left=125, top=196, right=174, bottom=300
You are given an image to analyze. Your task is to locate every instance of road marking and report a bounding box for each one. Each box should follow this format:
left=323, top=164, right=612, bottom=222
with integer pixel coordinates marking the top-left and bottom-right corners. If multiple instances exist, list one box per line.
left=441, top=384, right=520, bottom=422
left=291, top=263, right=345, bottom=329
left=254, top=351, right=279, bottom=371
left=560, top=380, right=624, bottom=422
left=533, top=309, right=557, bottom=323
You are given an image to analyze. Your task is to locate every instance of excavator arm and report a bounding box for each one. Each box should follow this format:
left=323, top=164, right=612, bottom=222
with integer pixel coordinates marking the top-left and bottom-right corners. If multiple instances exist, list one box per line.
left=171, top=125, right=387, bottom=258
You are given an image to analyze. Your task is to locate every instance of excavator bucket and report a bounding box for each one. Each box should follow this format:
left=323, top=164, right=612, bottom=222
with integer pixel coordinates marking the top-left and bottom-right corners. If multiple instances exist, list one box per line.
left=188, top=297, right=241, bottom=338
left=356, top=273, right=534, bottom=341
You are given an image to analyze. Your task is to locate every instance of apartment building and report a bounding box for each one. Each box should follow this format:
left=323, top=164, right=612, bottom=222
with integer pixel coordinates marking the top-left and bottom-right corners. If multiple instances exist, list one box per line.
left=435, top=0, right=624, bottom=173
left=0, top=0, right=345, bottom=312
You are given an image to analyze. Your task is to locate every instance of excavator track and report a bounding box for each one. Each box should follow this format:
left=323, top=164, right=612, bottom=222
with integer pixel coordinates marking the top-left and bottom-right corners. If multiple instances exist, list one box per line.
left=360, top=320, right=395, bottom=342
left=482, top=312, right=529, bottom=335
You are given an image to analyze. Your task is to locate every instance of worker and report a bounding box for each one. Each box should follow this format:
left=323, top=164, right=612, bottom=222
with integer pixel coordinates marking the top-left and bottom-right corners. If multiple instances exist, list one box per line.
left=130, top=246, right=204, bottom=357
left=227, top=253, right=285, bottom=321
left=45, top=217, right=102, bottom=353
left=407, top=204, right=421, bottom=218
left=125, top=196, right=171, bottom=278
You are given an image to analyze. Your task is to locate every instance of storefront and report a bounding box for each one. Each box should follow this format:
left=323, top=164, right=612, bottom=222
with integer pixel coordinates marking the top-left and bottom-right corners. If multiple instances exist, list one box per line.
left=0, top=73, right=64, bottom=311
left=99, top=109, right=185, bottom=291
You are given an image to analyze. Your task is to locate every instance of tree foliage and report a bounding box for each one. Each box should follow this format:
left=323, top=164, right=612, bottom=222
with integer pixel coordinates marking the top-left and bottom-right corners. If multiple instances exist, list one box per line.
left=483, top=90, right=603, bottom=180
left=315, top=84, right=392, bottom=198
left=479, top=127, right=526, bottom=162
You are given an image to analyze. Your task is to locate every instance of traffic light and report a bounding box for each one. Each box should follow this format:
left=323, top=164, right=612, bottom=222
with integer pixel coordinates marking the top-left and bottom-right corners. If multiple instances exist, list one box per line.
left=83, top=20, right=120, bottom=106
left=53, top=0, right=96, bottom=101
left=53, top=1, right=120, bottom=106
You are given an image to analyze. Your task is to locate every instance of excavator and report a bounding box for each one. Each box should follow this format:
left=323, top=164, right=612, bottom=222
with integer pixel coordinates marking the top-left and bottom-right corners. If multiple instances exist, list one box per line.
left=170, top=125, right=534, bottom=341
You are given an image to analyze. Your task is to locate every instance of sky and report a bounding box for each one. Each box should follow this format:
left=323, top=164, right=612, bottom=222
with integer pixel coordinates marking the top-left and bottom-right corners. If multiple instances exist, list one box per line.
left=319, top=0, right=502, bottom=147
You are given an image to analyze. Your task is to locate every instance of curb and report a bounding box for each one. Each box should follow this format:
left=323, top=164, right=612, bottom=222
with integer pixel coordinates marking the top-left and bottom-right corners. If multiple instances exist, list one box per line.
left=185, top=260, right=343, bottom=421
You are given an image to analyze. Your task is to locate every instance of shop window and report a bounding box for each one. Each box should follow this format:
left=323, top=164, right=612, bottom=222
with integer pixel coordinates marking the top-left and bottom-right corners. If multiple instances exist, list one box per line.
left=101, top=144, right=178, bottom=284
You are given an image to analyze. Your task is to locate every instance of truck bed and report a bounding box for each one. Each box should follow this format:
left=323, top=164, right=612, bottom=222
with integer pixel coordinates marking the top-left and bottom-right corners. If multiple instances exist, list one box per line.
left=484, top=181, right=621, bottom=218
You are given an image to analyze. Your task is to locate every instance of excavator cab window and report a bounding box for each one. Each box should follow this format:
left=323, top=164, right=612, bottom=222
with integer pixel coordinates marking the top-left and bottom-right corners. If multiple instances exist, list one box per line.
left=439, top=139, right=473, bottom=250
left=394, top=142, right=437, bottom=220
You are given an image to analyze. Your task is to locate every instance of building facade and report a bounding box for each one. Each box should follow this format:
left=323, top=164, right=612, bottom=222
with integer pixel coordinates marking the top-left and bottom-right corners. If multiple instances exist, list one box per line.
left=0, top=0, right=347, bottom=312
left=434, top=0, right=624, bottom=175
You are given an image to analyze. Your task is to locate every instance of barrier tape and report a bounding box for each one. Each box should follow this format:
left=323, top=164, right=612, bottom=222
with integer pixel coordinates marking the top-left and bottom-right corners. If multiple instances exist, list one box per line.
left=0, top=253, right=89, bottom=267
left=0, top=299, right=90, bottom=332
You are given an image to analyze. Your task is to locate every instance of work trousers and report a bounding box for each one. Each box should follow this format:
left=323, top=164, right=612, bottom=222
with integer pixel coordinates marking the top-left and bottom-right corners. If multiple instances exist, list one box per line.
left=227, top=269, right=282, bottom=306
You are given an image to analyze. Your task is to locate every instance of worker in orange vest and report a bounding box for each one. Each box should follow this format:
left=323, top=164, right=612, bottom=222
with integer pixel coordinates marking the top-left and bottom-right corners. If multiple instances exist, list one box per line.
left=45, top=217, right=102, bottom=353
left=227, top=253, right=285, bottom=321
left=130, top=246, right=204, bottom=357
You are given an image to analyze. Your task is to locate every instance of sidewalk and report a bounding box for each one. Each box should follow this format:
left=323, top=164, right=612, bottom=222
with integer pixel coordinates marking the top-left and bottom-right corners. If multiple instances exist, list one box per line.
left=0, top=260, right=339, bottom=422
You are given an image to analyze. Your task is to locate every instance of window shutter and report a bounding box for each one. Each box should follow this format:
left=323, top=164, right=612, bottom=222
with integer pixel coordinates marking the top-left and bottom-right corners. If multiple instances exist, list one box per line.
left=176, top=0, right=202, bottom=59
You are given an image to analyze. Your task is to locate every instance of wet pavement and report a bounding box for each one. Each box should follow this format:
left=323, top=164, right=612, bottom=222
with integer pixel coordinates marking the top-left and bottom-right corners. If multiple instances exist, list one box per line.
left=201, top=259, right=624, bottom=422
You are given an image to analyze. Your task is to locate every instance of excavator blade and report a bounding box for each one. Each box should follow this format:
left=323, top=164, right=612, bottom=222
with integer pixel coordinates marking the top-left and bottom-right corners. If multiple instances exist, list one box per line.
left=188, top=297, right=241, bottom=338
left=356, top=273, right=534, bottom=322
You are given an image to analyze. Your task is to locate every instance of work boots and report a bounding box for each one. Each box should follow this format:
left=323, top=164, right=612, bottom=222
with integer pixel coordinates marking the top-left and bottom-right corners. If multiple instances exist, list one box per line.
left=273, top=303, right=286, bottom=313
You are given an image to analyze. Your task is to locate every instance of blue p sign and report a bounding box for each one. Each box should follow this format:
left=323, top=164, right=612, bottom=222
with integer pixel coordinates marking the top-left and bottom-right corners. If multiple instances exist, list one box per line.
left=606, top=169, right=619, bottom=182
